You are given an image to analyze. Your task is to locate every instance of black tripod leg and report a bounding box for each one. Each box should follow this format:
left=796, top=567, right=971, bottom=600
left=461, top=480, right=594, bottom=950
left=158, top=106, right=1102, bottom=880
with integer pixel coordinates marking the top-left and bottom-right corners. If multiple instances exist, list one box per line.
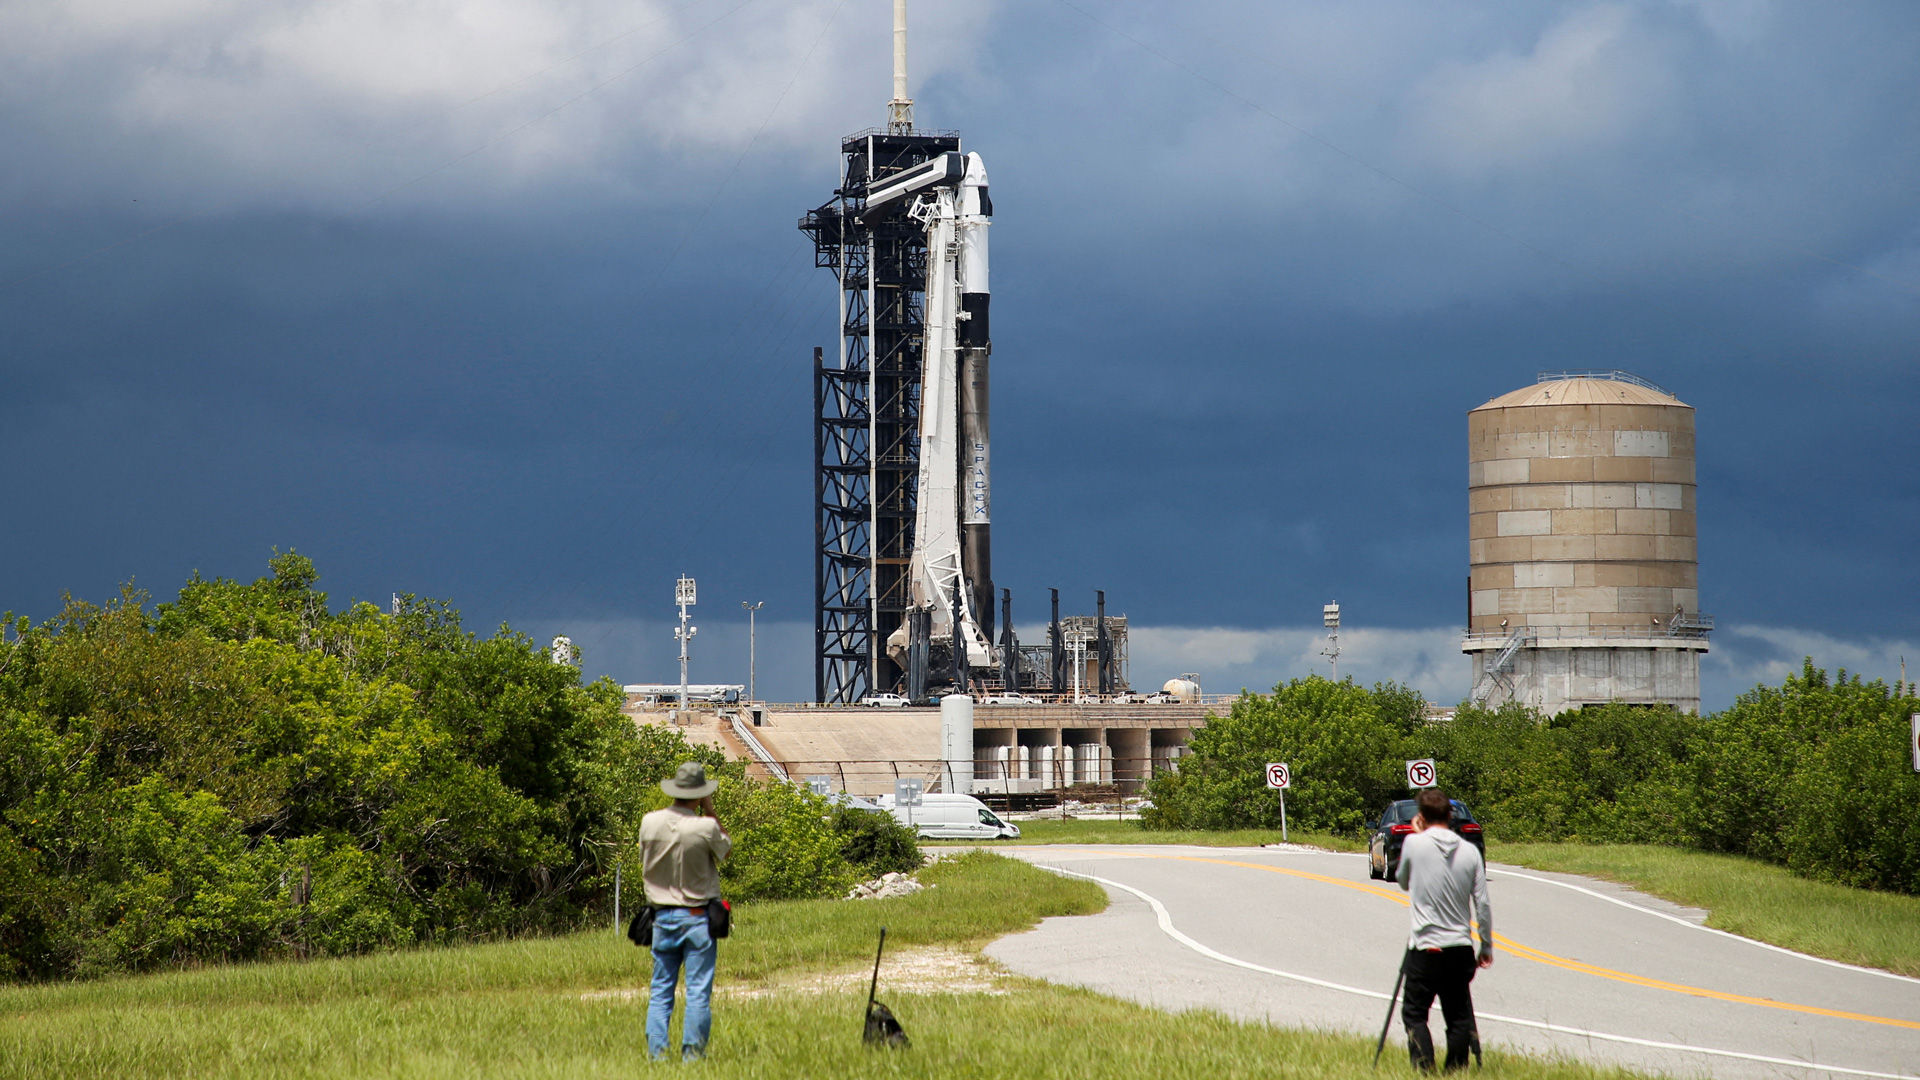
left=1373, top=952, right=1410, bottom=1068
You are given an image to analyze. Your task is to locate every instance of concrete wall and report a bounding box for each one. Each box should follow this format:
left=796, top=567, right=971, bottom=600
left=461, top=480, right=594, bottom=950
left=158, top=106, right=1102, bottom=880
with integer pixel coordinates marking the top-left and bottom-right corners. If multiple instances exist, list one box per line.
left=1469, top=644, right=1704, bottom=716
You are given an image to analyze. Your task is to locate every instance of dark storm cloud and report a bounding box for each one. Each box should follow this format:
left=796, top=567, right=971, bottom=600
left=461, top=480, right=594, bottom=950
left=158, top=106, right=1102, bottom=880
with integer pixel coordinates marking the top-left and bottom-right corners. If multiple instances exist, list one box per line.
left=2, top=1, right=1916, bottom=705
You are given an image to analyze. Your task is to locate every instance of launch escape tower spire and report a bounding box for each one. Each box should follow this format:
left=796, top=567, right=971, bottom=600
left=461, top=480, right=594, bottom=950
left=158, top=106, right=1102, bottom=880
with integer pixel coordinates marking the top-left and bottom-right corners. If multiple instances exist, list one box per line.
left=802, top=2, right=994, bottom=704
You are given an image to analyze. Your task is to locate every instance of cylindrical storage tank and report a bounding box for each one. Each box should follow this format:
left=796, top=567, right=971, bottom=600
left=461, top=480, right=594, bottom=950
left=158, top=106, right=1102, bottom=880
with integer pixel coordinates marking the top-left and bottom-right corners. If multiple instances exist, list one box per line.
left=1465, top=372, right=1709, bottom=713
left=939, top=694, right=974, bottom=793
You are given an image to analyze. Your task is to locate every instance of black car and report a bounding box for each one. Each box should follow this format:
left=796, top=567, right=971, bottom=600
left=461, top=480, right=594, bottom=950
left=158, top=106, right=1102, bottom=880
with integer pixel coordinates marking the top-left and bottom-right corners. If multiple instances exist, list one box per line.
left=1366, top=799, right=1484, bottom=880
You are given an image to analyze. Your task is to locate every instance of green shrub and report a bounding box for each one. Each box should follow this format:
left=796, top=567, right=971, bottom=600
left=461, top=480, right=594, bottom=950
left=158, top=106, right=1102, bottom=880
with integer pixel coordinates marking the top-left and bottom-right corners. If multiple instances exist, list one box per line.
left=1421, top=702, right=1579, bottom=841
left=1773, top=678, right=1920, bottom=892
left=1423, top=702, right=1693, bottom=844
left=830, top=803, right=922, bottom=878
left=1142, top=679, right=1423, bottom=833
left=0, top=553, right=880, bottom=982
left=69, top=779, right=284, bottom=976
left=1139, top=665, right=1920, bottom=898
left=712, top=780, right=855, bottom=901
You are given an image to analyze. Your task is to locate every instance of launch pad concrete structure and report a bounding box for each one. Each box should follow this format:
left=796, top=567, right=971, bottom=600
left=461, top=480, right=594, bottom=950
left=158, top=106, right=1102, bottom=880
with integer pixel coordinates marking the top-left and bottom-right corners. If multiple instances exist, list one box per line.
left=1464, top=371, right=1712, bottom=714
left=627, top=696, right=1212, bottom=799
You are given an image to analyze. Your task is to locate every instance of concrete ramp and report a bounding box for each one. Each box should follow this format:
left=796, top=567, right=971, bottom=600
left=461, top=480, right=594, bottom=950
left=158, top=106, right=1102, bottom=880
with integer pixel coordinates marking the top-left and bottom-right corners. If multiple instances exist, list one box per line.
left=749, top=707, right=943, bottom=796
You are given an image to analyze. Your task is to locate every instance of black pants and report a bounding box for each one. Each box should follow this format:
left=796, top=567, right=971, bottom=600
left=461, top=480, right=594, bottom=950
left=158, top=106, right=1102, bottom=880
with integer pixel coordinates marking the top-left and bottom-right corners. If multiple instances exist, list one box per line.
left=1402, top=946, right=1479, bottom=1071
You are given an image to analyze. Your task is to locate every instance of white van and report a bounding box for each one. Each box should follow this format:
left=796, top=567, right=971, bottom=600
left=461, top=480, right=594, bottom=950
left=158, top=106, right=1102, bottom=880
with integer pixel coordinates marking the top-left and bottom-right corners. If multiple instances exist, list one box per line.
left=874, top=793, right=1021, bottom=840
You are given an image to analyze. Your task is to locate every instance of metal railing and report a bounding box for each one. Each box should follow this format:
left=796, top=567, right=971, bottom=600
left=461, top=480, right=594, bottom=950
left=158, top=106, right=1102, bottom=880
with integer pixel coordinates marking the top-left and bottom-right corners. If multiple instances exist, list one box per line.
left=725, top=717, right=790, bottom=783
left=1535, top=369, right=1673, bottom=396
left=842, top=125, right=964, bottom=141
left=1463, top=620, right=1713, bottom=644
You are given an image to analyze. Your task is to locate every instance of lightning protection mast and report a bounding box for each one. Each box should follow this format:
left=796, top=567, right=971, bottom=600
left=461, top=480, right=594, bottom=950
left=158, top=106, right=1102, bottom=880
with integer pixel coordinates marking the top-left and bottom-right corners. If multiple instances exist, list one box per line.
left=803, top=0, right=995, bottom=703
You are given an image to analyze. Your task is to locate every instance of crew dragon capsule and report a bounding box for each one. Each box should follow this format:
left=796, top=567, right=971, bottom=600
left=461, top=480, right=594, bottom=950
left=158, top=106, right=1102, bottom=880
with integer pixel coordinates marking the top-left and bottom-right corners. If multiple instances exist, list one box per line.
left=874, top=150, right=996, bottom=670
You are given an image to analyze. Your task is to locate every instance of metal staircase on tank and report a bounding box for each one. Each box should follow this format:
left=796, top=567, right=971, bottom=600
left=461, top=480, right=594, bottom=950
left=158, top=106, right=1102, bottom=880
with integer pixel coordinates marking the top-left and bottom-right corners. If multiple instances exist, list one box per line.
left=1469, top=626, right=1534, bottom=706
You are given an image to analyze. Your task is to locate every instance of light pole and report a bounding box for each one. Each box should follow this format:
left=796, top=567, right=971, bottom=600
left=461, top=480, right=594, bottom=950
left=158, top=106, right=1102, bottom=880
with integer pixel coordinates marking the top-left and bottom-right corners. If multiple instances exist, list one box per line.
left=1322, top=602, right=1341, bottom=681
left=674, top=576, right=697, bottom=719
left=741, top=601, right=763, bottom=702
left=1067, top=627, right=1087, bottom=703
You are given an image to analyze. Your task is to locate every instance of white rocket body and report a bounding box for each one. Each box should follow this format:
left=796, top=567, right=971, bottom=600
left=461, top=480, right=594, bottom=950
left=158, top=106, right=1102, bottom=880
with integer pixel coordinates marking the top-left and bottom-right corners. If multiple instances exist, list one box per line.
left=889, top=151, right=995, bottom=669
left=955, top=153, right=993, bottom=645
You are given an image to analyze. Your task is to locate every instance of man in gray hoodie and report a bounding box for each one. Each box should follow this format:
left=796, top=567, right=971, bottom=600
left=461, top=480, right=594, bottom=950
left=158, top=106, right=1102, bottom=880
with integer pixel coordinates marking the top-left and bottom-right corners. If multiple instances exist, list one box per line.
left=1395, top=787, right=1493, bottom=1071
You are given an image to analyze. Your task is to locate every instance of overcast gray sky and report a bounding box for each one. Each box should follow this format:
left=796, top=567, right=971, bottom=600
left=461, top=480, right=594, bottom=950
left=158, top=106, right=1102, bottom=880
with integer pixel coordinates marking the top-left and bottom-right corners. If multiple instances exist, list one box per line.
left=3, top=0, right=1916, bottom=707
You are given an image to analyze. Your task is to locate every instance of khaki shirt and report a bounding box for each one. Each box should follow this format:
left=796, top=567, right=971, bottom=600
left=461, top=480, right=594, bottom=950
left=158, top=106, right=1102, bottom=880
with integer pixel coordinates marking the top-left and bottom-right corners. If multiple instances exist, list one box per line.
left=639, top=805, right=731, bottom=907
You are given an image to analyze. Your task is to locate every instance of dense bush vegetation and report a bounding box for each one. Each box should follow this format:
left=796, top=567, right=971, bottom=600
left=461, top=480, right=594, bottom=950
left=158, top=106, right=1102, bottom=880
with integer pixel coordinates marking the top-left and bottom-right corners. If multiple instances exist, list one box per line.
left=1143, top=668, right=1920, bottom=895
left=0, top=554, right=875, bottom=982
left=1137, top=678, right=1427, bottom=835
left=830, top=801, right=924, bottom=879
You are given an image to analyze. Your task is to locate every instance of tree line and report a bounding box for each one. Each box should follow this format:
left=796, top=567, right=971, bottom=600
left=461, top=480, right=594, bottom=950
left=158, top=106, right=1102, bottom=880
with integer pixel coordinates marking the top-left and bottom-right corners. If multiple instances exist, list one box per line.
left=0, top=553, right=918, bottom=982
left=1143, top=669, right=1920, bottom=895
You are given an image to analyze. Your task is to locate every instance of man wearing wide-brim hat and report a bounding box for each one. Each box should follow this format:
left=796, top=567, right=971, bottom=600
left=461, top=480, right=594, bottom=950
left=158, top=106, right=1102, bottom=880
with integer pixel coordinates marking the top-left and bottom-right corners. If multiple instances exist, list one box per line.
left=640, top=762, right=732, bottom=1061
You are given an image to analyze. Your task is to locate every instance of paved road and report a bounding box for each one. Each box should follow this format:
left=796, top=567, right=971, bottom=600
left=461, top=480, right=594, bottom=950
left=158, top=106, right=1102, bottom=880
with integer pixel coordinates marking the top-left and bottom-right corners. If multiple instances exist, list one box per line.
left=985, top=845, right=1920, bottom=1080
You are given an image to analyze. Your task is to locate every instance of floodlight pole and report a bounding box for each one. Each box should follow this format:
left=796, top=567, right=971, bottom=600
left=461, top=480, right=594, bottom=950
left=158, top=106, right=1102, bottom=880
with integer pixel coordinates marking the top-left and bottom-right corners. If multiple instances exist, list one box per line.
left=1322, top=602, right=1342, bottom=682
left=675, top=576, right=698, bottom=719
left=1068, top=629, right=1086, bottom=702
left=742, top=601, right=764, bottom=702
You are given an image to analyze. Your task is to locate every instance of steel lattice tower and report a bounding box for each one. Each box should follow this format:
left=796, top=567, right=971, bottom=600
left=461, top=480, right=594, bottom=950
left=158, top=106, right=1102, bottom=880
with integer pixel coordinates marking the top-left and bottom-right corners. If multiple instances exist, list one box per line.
left=803, top=129, right=961, bottom=703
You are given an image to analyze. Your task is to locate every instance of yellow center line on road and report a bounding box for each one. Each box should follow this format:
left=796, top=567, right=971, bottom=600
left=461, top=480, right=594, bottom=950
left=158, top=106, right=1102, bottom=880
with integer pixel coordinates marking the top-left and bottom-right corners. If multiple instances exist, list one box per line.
left=1039, top=849, right=1920, bottom=1032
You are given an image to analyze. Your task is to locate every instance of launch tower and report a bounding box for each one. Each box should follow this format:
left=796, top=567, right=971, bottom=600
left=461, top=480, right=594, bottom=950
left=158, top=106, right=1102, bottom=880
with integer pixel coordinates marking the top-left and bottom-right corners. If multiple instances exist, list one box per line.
left=801, top=1, right=995, bottom=703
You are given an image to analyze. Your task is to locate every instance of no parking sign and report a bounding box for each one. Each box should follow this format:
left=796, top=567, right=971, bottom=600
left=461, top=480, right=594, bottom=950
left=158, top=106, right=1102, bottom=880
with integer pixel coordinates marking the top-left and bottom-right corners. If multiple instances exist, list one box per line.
left=1406, top=759, right=1437, bottom=789
left=1264, top=762, right=1292, bottom=790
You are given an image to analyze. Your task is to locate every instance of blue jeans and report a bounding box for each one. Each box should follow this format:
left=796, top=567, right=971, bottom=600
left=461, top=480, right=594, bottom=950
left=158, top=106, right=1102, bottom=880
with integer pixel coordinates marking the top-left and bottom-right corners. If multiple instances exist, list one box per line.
left=647, top=908, right=717, bottom=1060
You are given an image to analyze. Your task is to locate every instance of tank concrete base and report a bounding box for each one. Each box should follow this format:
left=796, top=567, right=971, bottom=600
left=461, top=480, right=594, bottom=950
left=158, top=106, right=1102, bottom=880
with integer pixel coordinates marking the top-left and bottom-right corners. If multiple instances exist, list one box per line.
left=1463, top=639, right=1706, bottom=715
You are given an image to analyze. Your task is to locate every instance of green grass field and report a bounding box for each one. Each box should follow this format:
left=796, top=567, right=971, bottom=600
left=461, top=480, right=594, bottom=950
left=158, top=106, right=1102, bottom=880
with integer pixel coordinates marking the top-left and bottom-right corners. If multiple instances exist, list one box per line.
left=1492, top=843, right=1920, bottom=978
left=939, top=816, right=1368, bottom=851
left=1, top=852, right=1653, bottom=1080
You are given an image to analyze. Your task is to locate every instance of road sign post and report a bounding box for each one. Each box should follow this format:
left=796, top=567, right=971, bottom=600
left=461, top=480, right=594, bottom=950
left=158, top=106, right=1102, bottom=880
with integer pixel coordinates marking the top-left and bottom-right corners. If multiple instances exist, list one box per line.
left=1265, top=763, right=1292, bottom=842
left=1405, top=758, right=1437, bottom=789
left=895, top=777, right=923, bottom=832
